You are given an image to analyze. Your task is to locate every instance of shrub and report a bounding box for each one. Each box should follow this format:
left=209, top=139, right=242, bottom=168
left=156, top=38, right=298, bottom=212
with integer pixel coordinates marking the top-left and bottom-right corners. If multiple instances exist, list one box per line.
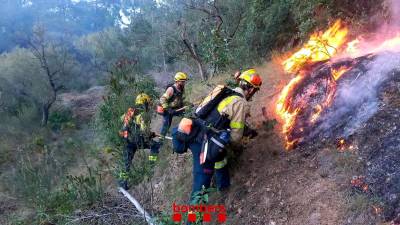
left=4, top=137, right=104, bottom=224
left=48, top=109, right=74, bottom=130
left=95, top=63, right=159, bottom=189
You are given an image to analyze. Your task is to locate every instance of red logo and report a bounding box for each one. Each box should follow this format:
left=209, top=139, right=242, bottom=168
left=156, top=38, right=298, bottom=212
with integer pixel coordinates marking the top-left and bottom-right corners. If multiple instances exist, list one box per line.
left=172, top=202, right=227, bottom=223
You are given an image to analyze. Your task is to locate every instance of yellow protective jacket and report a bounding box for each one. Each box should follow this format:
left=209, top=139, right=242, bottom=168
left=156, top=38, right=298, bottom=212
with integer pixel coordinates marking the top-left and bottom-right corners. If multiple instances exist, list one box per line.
left=208, top=87, right=248, bottom=169
left=215, top=87, right=248, bottom=143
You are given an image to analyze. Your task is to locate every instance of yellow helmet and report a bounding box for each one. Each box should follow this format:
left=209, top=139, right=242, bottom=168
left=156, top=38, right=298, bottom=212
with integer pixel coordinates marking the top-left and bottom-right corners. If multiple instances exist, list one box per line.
left=174, top=72, right=188, bottom=81
left=135, top=93, right=151, bottom=105
left=239, top=69, right=263, bottom=88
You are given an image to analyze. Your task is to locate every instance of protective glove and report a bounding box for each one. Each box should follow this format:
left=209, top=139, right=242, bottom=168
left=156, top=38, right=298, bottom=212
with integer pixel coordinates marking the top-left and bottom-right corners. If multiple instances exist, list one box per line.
left=243, top=126, right=258, bottom=139
left=149, top=132, right=157, bottom=139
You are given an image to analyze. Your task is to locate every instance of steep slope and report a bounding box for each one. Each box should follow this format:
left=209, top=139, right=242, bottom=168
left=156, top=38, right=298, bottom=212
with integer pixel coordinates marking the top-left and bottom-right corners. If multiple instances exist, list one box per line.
left=222, top=54, right=400, bottom=224
left=218, top=62, right=363, bottom=225
left=105, top=58, right=399, bottom=225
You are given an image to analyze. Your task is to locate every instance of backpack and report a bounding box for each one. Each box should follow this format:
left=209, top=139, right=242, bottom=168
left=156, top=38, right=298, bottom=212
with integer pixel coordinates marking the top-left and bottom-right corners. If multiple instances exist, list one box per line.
left=194, top=85, right=239, bottom=119
left=171, top=118, right=202, bottom=154
left=164, top=83, right=183, bottom=104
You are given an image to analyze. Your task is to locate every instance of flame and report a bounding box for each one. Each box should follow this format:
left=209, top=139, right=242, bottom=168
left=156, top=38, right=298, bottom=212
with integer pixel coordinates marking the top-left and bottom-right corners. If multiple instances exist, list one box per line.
left=373, top=33, right=400, bottom=52
left=310, top=105, right=323, bottom=123
left=277, top=20, right=351, bottom=149
left=337, top=138, right=347, bottom=151
left=345, top=39, right=360, bottom=55
left=276, top=19, right=400, bottom=150
left=331, top=66, right=351, bottom=81
left=351, top=175, right=369, bottom=192
left=283, top=20, right=348, bottom=73
left=344, top=33, right=400, bottom=57
left=276, top=75, right=304, bottom=149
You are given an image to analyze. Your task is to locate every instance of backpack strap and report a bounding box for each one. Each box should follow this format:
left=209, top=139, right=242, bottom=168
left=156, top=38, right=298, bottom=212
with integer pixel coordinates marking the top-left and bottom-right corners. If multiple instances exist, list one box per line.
left=169, top=85, right=183, bottom=103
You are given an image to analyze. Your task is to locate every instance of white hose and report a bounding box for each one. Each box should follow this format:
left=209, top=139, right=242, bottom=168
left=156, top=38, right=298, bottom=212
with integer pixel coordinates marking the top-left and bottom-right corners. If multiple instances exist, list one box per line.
left=118, top=187, right=156, bottom=225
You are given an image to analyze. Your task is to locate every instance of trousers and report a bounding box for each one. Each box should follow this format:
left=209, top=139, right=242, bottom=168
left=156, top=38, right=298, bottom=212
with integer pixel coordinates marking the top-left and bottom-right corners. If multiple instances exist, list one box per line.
left=188, top=140, right=230, bottom=203
left=160, top=110, right=184, bottom=137
left=123, top=139, right=160, bottom=173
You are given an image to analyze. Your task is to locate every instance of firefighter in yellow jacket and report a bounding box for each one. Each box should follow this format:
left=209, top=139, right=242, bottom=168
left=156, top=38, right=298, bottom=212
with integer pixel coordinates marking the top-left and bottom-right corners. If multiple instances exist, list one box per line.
left=188, top=69, right=262, bottom=200
left=158, top=72, right=188, bottom=139
left=119, top=93, right=160, bottom=190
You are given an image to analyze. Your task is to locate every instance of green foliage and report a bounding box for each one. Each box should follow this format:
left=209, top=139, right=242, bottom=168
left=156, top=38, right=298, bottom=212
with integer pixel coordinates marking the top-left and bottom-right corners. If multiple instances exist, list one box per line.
left=3, top=129, right=104, bottom=224
left=73, top=0, right=386, bottom=81
left=33, top=136, right=45, bottom=147
left=263, top=119, right=278, bottom=131
left=123, top=150, right=155, bottom=186
left=96, top=62, right=158, bottom=187
left=64, top=168, right=104, bottom=207
left=155, top=212, right=179, bottom=225
left=6, top=145, right=104, bottom=224
left=0, top=48, right=46, bottom=112
left=48, top=109, right=74, bottom=130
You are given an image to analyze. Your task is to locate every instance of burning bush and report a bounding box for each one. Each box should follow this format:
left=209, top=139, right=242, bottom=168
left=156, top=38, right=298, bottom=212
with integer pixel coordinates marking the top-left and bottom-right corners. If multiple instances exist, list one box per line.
left=274, top=18, right=400, bottom=221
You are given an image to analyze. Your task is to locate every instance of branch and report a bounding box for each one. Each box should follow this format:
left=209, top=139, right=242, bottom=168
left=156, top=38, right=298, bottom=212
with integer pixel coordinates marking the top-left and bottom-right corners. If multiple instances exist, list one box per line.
left=179, top=23, right=199, bottom=61
left=226, top=11, right=244, bottom=43
left=55, top=85, right=65, bottom=93
left=185, top=1, right=223, bottom=34
left=50, top=70, right=60, bottom=78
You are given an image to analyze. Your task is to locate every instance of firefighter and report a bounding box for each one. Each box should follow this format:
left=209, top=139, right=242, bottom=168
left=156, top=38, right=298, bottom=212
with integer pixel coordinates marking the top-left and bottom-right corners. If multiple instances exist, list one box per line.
left=119, top=93, right=161, bottom=190
left=158, top=72, right=188, bottom=139
left=188, top=69, right=262, bottom=201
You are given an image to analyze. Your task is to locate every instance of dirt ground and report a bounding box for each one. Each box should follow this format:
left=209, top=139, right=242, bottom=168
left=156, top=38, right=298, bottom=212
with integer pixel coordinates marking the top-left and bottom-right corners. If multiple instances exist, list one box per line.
left=128, top=61, right=389, bottom=225
left=219, top=62, right=357, bottom=225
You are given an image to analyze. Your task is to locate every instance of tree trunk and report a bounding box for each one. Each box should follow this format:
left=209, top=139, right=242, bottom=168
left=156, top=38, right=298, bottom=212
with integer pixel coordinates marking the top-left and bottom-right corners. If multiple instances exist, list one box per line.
left=41, top=103, right=50, bottom=126
left=195, top=59, right=206, bottom=81
left=41, top=95, right=55, bottom=126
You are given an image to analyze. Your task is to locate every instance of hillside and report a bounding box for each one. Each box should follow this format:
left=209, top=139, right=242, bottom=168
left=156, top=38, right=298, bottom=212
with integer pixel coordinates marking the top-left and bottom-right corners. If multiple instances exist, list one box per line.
left=2, top=1, right=399, bottom=225
left=121, top=60, right=393, bottom=225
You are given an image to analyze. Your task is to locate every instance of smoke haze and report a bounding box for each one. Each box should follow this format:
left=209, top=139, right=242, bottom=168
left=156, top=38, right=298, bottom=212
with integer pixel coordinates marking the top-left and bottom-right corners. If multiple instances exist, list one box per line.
left=312, top=52, right=400, bottom=139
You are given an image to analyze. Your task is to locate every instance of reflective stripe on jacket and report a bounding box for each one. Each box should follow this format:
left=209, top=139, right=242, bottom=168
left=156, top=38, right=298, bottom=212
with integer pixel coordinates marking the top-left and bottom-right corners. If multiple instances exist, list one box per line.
left=216, top=87, right=247, bottom=143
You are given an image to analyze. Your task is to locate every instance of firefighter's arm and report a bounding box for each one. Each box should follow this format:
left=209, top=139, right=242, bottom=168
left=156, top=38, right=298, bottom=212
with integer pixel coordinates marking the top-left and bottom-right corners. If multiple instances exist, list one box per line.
left=120, top=119, right=129, bottom=139
left=120, top=108, right=134, bottom=139
left=159, top=87, right=174, bottom=109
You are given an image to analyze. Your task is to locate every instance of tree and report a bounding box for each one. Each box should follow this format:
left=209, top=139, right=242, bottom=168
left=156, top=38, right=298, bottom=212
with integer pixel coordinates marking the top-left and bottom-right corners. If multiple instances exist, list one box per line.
left=166, top=0, right=245, bottom=80
left=27, top=25, right=71, bottom=126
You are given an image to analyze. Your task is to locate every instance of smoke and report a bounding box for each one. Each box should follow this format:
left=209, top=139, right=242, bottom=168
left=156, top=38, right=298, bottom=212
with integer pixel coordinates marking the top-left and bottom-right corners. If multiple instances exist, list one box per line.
left=334, top=0, right=400, bottom=59
left=313, top=52, right=400, bottom=139
left=389, top=0, right=400, bottom=27
left=312, top=0, right=400, bottom=138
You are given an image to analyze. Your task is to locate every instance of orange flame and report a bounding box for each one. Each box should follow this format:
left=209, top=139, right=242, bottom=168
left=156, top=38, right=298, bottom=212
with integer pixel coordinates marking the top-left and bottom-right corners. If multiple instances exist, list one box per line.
left=276, top=75, right=304, bottom=149
left=283, top=20, right=348, bottom=73
left=337, top=138, right=347, bottom=151
left=276, top=20, right=351, bottom=149
left=331, top=66, right=351, bottom=81
left=276, top=19, right=400, bottom=150
left=310, top=105, right=323, bottom=123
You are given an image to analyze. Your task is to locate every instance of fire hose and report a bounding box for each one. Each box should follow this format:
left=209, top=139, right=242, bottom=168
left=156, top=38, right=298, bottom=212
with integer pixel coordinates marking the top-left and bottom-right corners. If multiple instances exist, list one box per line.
left=118, top=187, right=156, bottom=225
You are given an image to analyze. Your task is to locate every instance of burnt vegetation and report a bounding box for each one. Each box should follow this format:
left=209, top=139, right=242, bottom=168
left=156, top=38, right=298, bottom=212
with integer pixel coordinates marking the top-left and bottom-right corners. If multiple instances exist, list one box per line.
left=283, top=53, right=400, bottom=220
